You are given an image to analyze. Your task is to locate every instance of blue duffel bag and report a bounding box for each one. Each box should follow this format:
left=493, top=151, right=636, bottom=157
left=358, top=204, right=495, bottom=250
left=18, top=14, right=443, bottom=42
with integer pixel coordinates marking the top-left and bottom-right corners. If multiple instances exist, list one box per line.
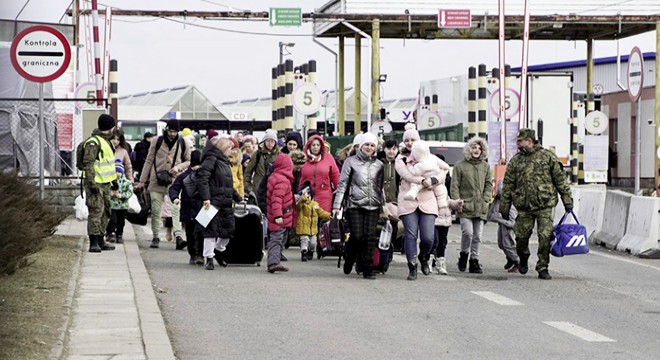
left=551, top=211, right=590, bottom=257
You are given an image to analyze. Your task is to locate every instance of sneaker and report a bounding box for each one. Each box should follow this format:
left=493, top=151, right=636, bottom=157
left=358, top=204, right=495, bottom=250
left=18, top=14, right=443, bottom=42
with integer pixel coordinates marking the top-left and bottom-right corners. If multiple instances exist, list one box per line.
left=205, top=257, right=214, bottom=270
left=175, top=236, right=188, bottom=250
left=507, top=262, right=520, bottom=273
left=150, top=237, right=160, bottom=248
left=195, top=256, right=205, bottom=265
left=106, top=233, right=116, bottom=243
left=438, top=257, right=448, bottom=275
left=267, top=264, right=289, bottom=273
left=538, top=270, right=552, bottom=280
left=504, top=258, right=515, bottom=270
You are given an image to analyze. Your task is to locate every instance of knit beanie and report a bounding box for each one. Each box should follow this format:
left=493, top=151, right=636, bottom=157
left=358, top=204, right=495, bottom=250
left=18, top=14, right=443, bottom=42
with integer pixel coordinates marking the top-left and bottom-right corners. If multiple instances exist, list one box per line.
left=166, top=119, right=180, bottom=132
left=207, top=129, right=219, bottom=139
left=262, top=129, right=278, bottom=142
left=403, top=129, right=420, bottom=141
left=359, top=132, right=378, bottom=149
left=285, top=132, right=304, bottom=149
left=229, top=137, right=239, bottom=149
left=98, top=114, right=115, bottom=131
left=114, top=159, right=125, bottom=175
left=352, top=133, right=363, bottom=146
left=190, top=150, right=202, bottom=167
left=182, top=128, right=192, bottom=138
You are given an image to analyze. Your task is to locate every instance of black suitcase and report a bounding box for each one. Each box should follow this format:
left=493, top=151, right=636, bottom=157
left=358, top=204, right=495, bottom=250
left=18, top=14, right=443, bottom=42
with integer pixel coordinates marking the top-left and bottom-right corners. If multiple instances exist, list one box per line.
left=222, top=203, right=265, bottom=266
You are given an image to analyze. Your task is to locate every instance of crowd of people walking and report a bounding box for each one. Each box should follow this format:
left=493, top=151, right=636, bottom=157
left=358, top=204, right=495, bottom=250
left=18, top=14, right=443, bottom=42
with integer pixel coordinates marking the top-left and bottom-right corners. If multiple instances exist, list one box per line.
left=81, top=115, right=573, bottom=281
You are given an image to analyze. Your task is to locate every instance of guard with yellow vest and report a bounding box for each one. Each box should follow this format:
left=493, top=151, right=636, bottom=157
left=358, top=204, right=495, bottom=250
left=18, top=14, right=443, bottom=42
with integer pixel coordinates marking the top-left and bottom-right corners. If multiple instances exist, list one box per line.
left=83, top=114, right=118, bottom=253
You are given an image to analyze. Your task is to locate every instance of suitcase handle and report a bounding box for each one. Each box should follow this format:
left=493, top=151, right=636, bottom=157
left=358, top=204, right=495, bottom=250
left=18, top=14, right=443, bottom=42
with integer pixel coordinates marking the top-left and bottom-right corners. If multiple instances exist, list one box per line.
left=233, top=202, right=248, bottom=217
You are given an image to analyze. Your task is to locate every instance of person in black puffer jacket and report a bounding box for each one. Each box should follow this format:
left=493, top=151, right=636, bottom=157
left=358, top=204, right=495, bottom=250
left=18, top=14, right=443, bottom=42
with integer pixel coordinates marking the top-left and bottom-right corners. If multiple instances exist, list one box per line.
left=196, top=137, right=242, bottom=270
left=169, top=150, right=204, bottom=264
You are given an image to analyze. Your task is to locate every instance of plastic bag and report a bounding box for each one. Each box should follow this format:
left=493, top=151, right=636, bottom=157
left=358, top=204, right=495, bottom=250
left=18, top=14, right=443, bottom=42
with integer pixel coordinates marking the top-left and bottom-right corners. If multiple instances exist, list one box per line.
left=127, top=193, right=142, bottom=214
left=378, top=221, right=393, bottom=250
left=74, top=194, right=89, bottom=221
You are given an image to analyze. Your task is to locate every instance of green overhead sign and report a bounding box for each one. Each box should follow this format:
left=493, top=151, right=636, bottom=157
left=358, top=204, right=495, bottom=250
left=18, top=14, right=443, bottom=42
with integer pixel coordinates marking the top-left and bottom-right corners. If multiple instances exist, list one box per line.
left=269, top=8, right=302, bottom=26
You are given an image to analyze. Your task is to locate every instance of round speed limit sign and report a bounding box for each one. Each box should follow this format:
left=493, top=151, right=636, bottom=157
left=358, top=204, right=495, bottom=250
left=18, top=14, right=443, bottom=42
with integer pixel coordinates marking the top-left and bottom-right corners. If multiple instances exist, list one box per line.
left=584, top=110, right=608, bottom=134
left=418, top=111, right=441, bottom=130
left=292, top=83, right=321, bottom=115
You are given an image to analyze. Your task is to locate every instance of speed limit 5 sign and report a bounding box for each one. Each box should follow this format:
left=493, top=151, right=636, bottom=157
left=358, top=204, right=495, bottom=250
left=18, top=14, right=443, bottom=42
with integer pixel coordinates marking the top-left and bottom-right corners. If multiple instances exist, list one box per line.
left=293, top=83, right=321, bottom=115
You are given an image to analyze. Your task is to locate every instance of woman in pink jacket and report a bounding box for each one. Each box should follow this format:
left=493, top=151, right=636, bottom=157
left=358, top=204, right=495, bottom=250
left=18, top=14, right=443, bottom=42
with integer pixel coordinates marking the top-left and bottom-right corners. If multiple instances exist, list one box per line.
left=299, top=135, right=339, bottom=212
left=396, top=128, right=441, bottom=280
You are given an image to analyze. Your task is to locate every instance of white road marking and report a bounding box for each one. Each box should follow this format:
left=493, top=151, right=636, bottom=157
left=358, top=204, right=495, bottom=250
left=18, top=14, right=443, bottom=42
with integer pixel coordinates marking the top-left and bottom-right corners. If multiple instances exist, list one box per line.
left=471, top=291, right=523, bottom=306
left=543, top=321, right=615, bottom=342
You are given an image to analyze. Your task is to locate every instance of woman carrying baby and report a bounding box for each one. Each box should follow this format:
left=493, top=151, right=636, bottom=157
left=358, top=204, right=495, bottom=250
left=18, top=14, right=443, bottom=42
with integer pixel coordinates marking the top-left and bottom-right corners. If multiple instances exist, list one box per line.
left=395, top=129, right=440, bottom=280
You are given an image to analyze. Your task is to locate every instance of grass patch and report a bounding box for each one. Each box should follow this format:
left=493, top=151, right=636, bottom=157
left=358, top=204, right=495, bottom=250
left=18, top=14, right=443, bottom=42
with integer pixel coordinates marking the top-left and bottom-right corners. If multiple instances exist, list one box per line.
left=0, top=235, right=81, bottom=360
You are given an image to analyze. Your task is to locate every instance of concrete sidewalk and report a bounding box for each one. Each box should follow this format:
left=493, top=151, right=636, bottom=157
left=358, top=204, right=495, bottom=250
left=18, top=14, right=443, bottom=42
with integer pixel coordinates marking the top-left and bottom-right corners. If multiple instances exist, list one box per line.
left=55, top=218, right=175, bottom=360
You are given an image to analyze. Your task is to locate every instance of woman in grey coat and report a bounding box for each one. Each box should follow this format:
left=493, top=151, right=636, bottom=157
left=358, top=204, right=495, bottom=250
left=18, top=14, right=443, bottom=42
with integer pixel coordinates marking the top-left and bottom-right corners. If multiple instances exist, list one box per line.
left=332, top=133, right=384, bottom=280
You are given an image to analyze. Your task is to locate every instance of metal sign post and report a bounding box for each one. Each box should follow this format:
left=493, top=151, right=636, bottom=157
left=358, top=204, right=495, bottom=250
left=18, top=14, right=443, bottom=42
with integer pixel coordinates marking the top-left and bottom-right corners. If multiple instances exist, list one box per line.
left=627, top=46, right=644, bottom=194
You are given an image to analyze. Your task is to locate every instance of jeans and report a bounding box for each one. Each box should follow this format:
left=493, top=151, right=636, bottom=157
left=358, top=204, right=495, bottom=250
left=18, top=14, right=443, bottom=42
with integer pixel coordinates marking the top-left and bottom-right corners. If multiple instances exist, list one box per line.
left=460, top=218, right=484, bottom=259
left=400, top=209, right=436, bottom=264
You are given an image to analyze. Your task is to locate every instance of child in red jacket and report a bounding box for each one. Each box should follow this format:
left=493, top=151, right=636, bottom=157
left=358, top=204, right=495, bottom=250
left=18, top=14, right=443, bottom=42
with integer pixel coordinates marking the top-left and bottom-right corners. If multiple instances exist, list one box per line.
left=266, top=153, right=296, bottom=273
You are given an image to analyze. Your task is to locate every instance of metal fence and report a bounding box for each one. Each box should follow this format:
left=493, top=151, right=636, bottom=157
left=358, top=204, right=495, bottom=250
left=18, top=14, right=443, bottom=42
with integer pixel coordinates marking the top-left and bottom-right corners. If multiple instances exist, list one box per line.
left=0, top=99, right=83, bottom=181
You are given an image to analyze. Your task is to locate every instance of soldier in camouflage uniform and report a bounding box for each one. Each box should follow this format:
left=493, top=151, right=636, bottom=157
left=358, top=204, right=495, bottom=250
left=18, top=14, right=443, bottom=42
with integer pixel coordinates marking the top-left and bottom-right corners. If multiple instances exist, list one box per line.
left=83, top=114, right=118, bottom=252
left=499, top=129, right=573, bottom=280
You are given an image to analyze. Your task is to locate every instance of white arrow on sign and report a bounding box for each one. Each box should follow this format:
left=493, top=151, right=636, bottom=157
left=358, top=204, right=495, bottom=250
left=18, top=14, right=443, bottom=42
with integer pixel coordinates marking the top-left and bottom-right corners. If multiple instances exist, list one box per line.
left=269, top=9, right=277, bottom=25
left=440, top=11, right=446, bottom=27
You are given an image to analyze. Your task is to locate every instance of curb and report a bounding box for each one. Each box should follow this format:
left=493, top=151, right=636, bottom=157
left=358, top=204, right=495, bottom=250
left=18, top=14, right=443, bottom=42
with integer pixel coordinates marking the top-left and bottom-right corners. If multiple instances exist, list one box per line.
left=125, top=236, right=176, bottom=360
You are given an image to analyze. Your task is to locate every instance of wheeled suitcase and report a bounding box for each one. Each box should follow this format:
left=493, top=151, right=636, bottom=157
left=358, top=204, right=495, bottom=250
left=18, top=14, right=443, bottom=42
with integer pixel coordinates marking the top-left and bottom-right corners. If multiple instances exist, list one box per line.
left=222, top=203, right=265, bottom=266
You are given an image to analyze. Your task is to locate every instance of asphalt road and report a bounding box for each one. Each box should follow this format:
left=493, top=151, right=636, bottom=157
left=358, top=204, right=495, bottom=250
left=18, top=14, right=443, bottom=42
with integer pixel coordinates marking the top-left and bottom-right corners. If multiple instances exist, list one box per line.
left=136, top=222, right=660, bottom=360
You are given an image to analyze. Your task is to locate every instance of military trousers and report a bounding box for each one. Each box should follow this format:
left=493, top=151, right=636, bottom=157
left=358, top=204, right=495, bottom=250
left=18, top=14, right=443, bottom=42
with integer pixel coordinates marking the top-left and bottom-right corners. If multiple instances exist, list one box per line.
left=85, top=182, right=112, bottom=237
left=514, top=208, right=553, bottom=272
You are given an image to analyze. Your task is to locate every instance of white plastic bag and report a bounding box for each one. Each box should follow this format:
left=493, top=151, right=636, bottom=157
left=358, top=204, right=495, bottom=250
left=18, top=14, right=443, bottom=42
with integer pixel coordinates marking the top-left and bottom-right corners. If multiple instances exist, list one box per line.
left=74, top=194, right=89, bottom=221
left=127, top=193, right=141, bottom=214
left=378, top=221, right=393, bottom=250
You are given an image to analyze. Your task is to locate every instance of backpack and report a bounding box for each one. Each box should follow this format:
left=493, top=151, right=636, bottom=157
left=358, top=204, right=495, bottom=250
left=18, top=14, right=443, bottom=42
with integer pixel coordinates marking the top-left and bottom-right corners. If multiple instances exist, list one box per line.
left=182, top=170, right=199, bottom=198
left=75, top=136, right=102, bottom=171
left=256, top=162, right=274, bottom=216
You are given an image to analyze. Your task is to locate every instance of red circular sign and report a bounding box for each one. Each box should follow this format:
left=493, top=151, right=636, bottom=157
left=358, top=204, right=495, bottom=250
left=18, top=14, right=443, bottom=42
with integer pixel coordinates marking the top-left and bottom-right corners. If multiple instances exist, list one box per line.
left=10, top=25, right=71, bottom=83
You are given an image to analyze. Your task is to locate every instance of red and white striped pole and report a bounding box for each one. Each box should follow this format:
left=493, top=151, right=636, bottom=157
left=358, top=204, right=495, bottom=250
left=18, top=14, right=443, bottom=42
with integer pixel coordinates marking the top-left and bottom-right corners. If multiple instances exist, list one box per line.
left=519, top=0, right=530, bottom=129
left=498, top=0, right=506, bottom=162
left=91, top=0, right=103, bottom=106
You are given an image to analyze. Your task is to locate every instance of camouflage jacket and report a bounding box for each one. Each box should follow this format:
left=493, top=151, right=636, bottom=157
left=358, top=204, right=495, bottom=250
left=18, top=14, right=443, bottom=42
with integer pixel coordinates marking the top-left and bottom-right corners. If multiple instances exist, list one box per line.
left=500, top=144, right=573, bottom=214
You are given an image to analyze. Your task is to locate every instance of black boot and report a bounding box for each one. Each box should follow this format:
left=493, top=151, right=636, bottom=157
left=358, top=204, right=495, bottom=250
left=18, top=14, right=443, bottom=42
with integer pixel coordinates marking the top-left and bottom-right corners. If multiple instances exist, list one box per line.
left=205, top=257, right=214, bottom=270
left=214, top=250, right=228, bottom=267
left=418, top=254, right=430, bottom=276
left=307, top=250, right=314, bottom=261
left=504, top=257, right=515, bottom=270
left=301, top=250, right=308, bottom=262
left=407, top=262, right=418, bottom=280
left=115, top=235, right=123, bottom=244
left=98, top=235, right=115, bottom=251
left=175, top=236, right=188, bottom=250
left=538, top=269, right=552, bottom=280
left=88, top=235, right=102, bottom=253
left=518, top=252, right=530, bottom=275
left=468, top=259, right=483, bottom=274
left=150, top=237, right=160, bottom=249
left=457, top=252, right=469, bottom=272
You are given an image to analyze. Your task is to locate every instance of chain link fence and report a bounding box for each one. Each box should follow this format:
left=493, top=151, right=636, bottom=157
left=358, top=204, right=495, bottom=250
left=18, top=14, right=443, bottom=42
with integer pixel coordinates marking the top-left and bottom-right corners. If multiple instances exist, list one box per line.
left=0, top=99, right=84, bottom=183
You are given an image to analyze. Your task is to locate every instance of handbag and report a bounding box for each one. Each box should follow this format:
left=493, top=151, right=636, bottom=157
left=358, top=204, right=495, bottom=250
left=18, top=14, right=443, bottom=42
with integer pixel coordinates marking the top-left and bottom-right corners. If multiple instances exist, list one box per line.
left=153, top=138, right=181, bottom=186
left=126, top=188, right=151, bottom=226
left=551, top=210, right=589, bottom=257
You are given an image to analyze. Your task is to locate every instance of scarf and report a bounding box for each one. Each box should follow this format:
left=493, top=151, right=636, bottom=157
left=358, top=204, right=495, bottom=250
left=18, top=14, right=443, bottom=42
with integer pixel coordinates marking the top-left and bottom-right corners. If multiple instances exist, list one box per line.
left=307, top=149, right=322, bottom=163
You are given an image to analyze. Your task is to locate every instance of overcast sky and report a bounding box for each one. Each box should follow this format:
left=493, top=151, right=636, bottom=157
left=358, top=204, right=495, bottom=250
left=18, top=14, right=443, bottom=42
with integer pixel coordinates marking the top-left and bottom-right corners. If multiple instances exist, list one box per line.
left=1, top=0, right=657, bottom=104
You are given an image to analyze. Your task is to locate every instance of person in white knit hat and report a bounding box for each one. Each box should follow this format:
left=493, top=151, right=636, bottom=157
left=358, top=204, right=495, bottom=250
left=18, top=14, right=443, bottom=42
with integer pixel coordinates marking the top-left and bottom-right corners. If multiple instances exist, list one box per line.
left=332, top=132, right=384, bottom=280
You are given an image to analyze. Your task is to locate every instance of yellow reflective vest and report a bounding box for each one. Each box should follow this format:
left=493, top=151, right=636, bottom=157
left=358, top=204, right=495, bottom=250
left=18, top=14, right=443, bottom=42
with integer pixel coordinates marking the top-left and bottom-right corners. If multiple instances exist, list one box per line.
left=85, top=136, right=117, bottom=184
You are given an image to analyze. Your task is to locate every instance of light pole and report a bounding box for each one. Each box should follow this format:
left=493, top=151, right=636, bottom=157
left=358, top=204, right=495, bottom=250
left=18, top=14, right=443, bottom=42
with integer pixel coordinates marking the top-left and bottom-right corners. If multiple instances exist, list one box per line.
left=278, top=41, right=295, bottom=64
